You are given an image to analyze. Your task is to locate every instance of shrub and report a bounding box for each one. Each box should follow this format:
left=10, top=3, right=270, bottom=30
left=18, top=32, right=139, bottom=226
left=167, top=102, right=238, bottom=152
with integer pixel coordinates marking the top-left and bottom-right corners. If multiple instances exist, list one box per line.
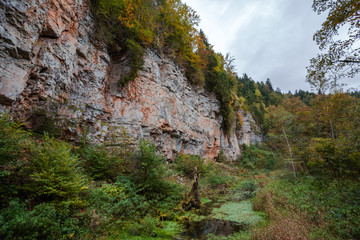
left=216, top=149, right=228, bottom=163
left=120, top=215, right=161, bottom=238
left=240, top=144, right=277, bottom=170
left=241, top=180, right=258, bottom=192
left=24, top=135, right=88, bottom=209
left=206, top=172, right=233, bottom=188
left=0, top=113, right=29, bottom=165
left=132, top=139, right=173, bottom=198
left=0, top=200, right=83, bottom=240
left=0, top=113, right=30, bottom=204
left=0, top=114, right=183, bottom=239
left=203, top=162, right=235, bottom=189
left=77, top=145, right=124, bottom=182
left=174, top=154, right=207, bottom=178
left=76, top=124, right=134, bottom=182
left=307, top=137, right=360, bottom=178
left=0, top=114, right=87, bottom=209
left=86, top=177, right=148, bottom=222
left=119, top=39, right=145, bottom=87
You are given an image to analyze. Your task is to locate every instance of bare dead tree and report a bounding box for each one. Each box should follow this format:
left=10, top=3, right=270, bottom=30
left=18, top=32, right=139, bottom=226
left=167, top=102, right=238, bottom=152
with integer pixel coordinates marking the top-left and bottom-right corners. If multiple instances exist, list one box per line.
left=282, top=126, right=296, bottom=178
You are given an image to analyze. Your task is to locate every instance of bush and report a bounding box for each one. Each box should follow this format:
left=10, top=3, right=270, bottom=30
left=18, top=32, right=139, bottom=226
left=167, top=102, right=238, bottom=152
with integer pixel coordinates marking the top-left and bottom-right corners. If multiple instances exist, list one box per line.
left=0, top=115, right=184, bottom=239
left=216, top=149, right=228, bottom=163
left=86, top=177, right=148, bottom=222
left=76, top=124, right=134, bottom=182
left=240, top=144, right=277, bottom=170
left=24, top=135, right=88, bottom=209
left=203, top=162, right=235, bottom=189
left=28, top=109, right=62, bottom=137
left=120, top=215, right=161, bottom=238
left=174, top=154, right=207, bottom=178
left=0, top=200, right=83, bottom=240
left=307, top=137, right=360, bottom=178
left=119, top=39, right=145, bottom=87
left=0, top=113, right=29, bottom=165
left=132, top=139, right=174, bottom=199
left=77, top=145, right=124, bottom=182
left=0, top=114, right=87, bottom=209
left=206, top=172, right=234, bottom=188
left=240, top=180, right=258, bottom=192
left=0, top=113, right=30, bottom=204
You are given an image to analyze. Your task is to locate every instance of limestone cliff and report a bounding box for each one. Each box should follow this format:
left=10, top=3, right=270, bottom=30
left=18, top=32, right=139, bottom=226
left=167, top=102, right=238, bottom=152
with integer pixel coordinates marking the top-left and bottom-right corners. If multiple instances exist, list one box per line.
left=0, top=0, right=262, bottom=160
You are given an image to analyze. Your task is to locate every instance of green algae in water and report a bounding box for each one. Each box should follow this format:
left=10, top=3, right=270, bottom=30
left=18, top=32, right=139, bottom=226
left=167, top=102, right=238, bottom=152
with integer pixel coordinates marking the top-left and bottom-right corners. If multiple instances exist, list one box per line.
left=201, top=198, right=212, bottom=204
left=212, top=200, right=264, bottom=225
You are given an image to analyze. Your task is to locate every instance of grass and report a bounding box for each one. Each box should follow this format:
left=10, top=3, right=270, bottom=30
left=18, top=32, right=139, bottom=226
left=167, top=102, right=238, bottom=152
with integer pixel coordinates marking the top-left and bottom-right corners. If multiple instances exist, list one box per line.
left=252, top=175, right=360, bottom=240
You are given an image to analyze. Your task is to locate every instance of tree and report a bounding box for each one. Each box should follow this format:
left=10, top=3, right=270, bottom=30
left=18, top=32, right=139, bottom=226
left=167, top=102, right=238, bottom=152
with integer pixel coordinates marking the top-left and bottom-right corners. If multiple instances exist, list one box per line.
left=306, top=0, right=360, bottom=93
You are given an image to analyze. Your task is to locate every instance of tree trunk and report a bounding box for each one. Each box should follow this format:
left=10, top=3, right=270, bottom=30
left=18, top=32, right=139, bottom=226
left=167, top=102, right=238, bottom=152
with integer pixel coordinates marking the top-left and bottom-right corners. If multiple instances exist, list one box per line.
left=182, top=167, right=201, bottom=211
left=282, top=126, right=296, bottom=178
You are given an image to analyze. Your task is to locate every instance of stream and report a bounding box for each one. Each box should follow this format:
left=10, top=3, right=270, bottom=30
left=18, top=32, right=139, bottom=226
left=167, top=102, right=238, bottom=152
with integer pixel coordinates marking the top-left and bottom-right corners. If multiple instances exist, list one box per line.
left=178, top=185, right=264, bottom=239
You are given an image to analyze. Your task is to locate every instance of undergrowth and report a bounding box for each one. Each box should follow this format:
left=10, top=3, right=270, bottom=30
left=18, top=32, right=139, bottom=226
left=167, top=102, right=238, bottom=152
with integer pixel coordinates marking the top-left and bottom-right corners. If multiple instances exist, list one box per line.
left=0, top=114, right=186, bottom=239
left=252, top=175, right=360, bottom=240
left=0, top=113, right=246, bottom=239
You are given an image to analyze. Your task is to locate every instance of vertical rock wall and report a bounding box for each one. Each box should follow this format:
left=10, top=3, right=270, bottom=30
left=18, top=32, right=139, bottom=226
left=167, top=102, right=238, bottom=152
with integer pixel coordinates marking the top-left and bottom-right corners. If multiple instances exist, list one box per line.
left=0, top=0, right=262, bottom=160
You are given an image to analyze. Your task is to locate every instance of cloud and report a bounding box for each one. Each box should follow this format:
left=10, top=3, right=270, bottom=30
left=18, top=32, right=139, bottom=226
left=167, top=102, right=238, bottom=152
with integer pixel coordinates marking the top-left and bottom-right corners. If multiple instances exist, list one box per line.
left=183, top=0, right=327, bottom=92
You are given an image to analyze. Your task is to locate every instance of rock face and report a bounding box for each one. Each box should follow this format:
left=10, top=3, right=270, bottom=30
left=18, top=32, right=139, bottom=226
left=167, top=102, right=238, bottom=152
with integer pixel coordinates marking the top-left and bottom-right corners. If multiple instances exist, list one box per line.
left=0, top=0, right=262, bottom=160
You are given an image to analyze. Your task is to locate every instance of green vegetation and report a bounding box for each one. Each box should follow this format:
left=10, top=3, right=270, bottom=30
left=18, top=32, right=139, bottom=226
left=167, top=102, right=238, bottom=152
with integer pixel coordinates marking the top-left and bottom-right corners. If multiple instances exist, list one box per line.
left=248, top=78, right=360, bottom=239
left=253, top=176, right=360, bottom=239
left=0, top=113, right=186, bottom=239
left=0, top=113, right=252, bottom=239
left=174, top=154, right=208, bottom=178
left=174, top=154, right=236, bottom=192
left=265, top=92, right=360, bottom=178
left=239, top=144, right=277, bottom=171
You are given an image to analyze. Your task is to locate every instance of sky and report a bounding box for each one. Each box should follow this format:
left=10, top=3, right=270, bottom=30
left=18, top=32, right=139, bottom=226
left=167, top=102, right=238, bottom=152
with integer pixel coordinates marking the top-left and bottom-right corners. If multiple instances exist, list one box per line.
left=182, top=0, right=329, bottom=92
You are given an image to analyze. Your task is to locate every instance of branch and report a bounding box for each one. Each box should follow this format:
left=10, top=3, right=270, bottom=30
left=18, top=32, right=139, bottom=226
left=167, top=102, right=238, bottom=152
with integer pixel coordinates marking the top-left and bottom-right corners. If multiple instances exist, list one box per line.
left=339, top=60, right=360, bottom=63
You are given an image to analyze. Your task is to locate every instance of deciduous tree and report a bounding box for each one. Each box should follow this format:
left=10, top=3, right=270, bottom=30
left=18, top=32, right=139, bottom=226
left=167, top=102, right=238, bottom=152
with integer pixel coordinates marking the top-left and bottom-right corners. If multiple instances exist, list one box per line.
left=307, top=0, right=360, bottom=92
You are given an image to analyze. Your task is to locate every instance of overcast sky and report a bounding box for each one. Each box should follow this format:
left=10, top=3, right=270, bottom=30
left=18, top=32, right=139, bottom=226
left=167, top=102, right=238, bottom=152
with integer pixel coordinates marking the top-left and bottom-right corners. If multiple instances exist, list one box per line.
left=182, top=0, right=328, bottom=92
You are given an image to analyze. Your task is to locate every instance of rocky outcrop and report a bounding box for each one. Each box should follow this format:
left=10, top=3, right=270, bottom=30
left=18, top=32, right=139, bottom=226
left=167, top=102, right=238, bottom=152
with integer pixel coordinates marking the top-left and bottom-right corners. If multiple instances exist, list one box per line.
left=0, top=0, right=262, bottom=160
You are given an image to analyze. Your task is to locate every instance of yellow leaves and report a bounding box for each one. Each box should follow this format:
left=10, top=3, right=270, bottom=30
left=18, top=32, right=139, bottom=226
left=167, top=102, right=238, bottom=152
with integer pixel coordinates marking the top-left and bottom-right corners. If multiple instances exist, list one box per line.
left=255, top=87, right=262, bottom=100
left=236, top=112, right=244, bottom=129
left=100, top=183, right=121, bottom=197
left=118, top=0, right=136, bottom=28
left=138, top=27, right=154, bottom=45
left=214, top=65, right=221, bottom=73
